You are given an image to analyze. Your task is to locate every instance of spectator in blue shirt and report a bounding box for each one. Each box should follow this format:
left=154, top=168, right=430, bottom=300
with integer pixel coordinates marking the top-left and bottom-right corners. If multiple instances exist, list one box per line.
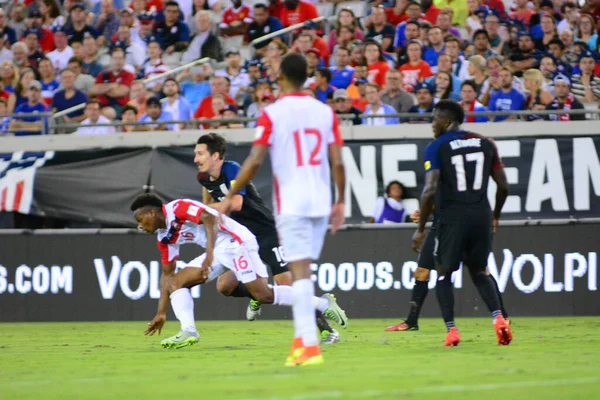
left=329, top=47, right=354, bottom=89
left=52, top=67, right=88, bottom=124
left=177, top=65, right=212, bottom=112
left=313, top=68, right=337, bottom=104
left=9, top=80, right=48, bottom=135
left=139, top=97, right=175, bottom=130
left=153, top=1, right=191, bottom=54
left=162, top=78, right=193, bottom=131
left=488, top=68, right=526, bottom=121
left=460, top=80, right=488, bottom=123
left=423, top=26, right=445, bottom=71
left=245, top=3, right=285, bottom=55
left=363, top=83, right=399, bottom=125
left=405, top=81, right=435, bottom=124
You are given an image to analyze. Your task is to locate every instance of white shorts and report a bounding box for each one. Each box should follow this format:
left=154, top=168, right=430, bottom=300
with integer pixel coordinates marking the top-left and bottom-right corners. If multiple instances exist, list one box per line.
left=275, top=215, right=329, bottom=262
left=185, top=238, right=268, bottom=284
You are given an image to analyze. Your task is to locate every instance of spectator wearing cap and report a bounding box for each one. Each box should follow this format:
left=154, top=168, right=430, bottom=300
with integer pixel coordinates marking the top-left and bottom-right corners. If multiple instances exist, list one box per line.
left=363, top=83, right=399, bottom=126
left=506, top=31, right=542, bottom=77
left=66, top=56, right=95, bottom=92
left=484, top=14, right=503, bottom=53
left=349, top=77, right=370, bottom=111
left=220, top=0, right=253, bottom=37
left=366, top=6, right=396, bottom=53
left=93, top=0, right=120, bottom=47
left=38, top=58, right=59, bottom=106
left=305, top=48, right=324, bottom=84
left=26, top=10, right=56, bottom=53
left=218, top=104, right=244, bottom=129
left=346, top=64, right=369, bottom=99
left=141, top=39, right=170, bottom=94
left=309, top=68, right=336, bottom=104
left=536, top=13, right=560, bottom=52
left=394, top=19, right=421, bottom=54
left=153, top=1, right=190, bottom=54
left=280, top=0, right=318, bottom=28
left=52, top=67, right=88, bottom=125
left=460, top=80, right=488, bottom=123
left=558, top=2, right=579, bottom=35
left=65, top=4, right=98, bottom=46
left=0, top=35, right=13, bottom=64
left=332, top=89, right=362, bottom=125
left=162, top=78, right=193, bottom=131
left=469, top=29, right=498, bottom=59
left=0, top=9, right=17, bottom=46
left=399, top=41, right=433, bottom=92
left=295, top=21, right=330, bottom=66
left=329, top=47, right=354, bottom=89
left=193, top=75, right=237, bottom=122
left=488, top=68, right=526, bottom=121
left=133, top=12, right=155, bottom=51
left=90, top=47, right=135, bottom=117
left=423, top=26, right=445, bottom=71
left=571, top=51, right=600, bottom=102
left=364, top=40, right=391, bottom=88
left=436, top=11, right=462, bottom=40
left=176, top=64, right=212, bottom=111
left=76, top=99, right=117, bottom=135
left=81, top=36, right=104, bottom=77
left=127, top=81, right=149, bottom=118
left=182, top=11, right=223, bottom=63
left=246, top=80, right=273, bottom=128
left=245, top=3, right=285, bottom=55
left=47, top=26, right=74, bottom=72
left=9, top=80, right=49, bottom=136
left=140, top=97, right=175, bottom=131
left=381, top=70, right=414, bottom=113
left=545, top=74, right=587, bottom=121
left=115, top=25, right=145, bottom=73
left=215, top=49, right=251, bottom=100
left=510, top=0, right=536, bottom=28
left=443, top=36, right=470, bottom=81
left=405, top=81, right=435, bottom=123
left=22, top=29, right=46, bottom=69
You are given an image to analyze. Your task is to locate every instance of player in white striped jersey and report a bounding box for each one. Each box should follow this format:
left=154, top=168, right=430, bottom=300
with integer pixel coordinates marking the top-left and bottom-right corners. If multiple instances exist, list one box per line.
left=132, top=194, right=345, bottom=349
left=222, top=53, right=347, bottom=366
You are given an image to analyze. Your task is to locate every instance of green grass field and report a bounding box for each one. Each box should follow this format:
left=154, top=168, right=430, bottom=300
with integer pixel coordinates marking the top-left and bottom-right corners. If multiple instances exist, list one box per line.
left=1, top=318, right=599, bottom=400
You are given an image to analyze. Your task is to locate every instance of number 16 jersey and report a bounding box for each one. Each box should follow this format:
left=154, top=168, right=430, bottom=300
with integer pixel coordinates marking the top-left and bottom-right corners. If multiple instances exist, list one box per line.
left=424, top=131, right=504, bottom=224
left=253, top=93, right=344, bottom=217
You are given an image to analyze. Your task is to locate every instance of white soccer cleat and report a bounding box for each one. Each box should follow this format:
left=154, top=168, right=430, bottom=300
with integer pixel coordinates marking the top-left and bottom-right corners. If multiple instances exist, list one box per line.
left=246, top=299, right=262, bottom=321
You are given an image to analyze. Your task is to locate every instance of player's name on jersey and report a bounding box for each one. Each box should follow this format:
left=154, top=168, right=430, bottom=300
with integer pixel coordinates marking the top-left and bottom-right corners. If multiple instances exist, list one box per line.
left=449, top=138, right=482, bottom=150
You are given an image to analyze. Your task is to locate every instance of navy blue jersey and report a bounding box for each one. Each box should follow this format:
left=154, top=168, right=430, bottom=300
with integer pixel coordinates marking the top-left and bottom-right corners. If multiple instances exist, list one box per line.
left=424, top=131, right=504, bottom=224
left=198, top=160, right=276, bottom=239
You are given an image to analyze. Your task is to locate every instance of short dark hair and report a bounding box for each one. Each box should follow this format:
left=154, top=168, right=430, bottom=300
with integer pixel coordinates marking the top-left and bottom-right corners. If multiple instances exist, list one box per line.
left=548, top=38, right=565, bottom=50
left=336, top=46, right=350, bottom=55
left=561, top=1, right=577, bottom=14
left=196, top=133, right=227, bottom=160
left=68, top=56, right=82, bottom=66
left=385, top=180, right=405, bottom=197
left=461, top=80, right=477, bottom=91
left=86, top=98, right=101, bottom=108
left=130, top=193, right=163, bottom=212
left=111, top=46, right=126, bottom=57
left=406, top=19, right=420, bottom=29
left=280, top=53, right=307, bottom=87
left=254, top=3, right=267, bottom=11
left=316, top=67, right=331, bottom=82
left=473, top=29, right=490, bottom=41
left=434, top=99, right=464, bottom=124
left=444, top=35, right=461, bottom=46
left=70, top=39, right=82, bottom=47
left=122, top=104, right=138, bottom=115
left=165, top=0, right=179, bottom=8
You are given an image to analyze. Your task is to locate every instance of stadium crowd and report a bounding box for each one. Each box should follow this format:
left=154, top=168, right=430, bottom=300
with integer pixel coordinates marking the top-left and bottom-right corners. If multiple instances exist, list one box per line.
left=1, top=0, right=600, bottom=135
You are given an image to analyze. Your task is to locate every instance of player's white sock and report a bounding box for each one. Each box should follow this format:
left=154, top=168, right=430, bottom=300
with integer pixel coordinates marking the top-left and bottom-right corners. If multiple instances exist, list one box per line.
left=170, top=288, right=197, bottom=333
left=273, top=285, right=293, bottom=305
left=292, top=279, right=319, bottom=346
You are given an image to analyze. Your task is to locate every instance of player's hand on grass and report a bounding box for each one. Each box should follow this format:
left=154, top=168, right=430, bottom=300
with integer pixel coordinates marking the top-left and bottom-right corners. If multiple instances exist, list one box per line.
left=144, top=313, right=166, bottom=336
left=410, top=210, right=420, bottom=224
left=330, top=203, right=345, bottom=235
left=412, top=230, right=425, bottom=253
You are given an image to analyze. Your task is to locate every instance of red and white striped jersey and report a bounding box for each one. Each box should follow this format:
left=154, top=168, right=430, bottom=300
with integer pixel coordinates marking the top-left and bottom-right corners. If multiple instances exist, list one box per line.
left=142, top=58, right=169, bottom=89
left=253, top=93, right=344, bottom=217
left=220, top=4, right=253, bottom=27
left=157, top=199, right=255, bottom=264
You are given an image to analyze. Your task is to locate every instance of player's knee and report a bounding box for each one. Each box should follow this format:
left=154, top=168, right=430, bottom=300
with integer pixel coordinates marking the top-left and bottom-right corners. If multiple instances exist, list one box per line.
left=168, top=277, right=184, bottom=293
left=274, top=272, right=293, bottom=286
left=216, top=278, right=235, bottom=297
left=414, top=267, right=430, bottom=281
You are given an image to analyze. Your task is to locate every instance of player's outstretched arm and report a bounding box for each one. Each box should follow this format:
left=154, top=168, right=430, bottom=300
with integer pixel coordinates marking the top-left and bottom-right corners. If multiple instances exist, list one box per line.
left=144, top=261, right=176, bottom=336
left=413, top=170, right=440, bottom=251
left=329, top=144, right=346, bottom=234
left=491, top=168, right=509, bottom=233
left=223, top=145, right=268, bottom=211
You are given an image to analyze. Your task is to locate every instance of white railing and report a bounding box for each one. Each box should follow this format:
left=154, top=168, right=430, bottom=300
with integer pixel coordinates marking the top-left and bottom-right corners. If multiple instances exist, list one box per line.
left=250, top=16, right=327, bottom=47
left=52, top=57, right=211, bottom=120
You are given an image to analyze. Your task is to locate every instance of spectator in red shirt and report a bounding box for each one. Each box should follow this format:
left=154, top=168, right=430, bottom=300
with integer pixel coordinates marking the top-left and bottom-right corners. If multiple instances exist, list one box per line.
left=27, top=10, right=55, bottom=53
left=268, top=0, right=285, bottom=21
left=421, top=0, right=442, bottom=25
left=193, top=75, right=236, bottom=122
left=220, top=0, right=253, bottom=36
left=364, top=40, right=391, bottom=88
left=351, top=77, right=369, bottom=111
left=399, top=41, right=433, bottom=91
left=300, top=21, right=330, bottom=65
left=511, top=0, right=536, bottom=28
left=22, top=29, right=46, bottom=69
left=280, top=0, right=319, bottom=27
left=90, top=47, right=135, bottom=118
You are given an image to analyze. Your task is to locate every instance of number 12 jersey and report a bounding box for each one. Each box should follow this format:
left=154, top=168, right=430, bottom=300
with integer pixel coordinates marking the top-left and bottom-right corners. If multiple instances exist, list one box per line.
left=253, top=93, right=344, bottom=217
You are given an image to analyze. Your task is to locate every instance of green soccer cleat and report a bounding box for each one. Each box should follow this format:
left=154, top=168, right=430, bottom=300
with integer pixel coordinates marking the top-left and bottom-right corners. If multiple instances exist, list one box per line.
left=160, top=331, right=200, bottom=349
left=320, top=328, right=340, bottom=345
left=246, top=299, right=262, bottom=321
left=322, top=293, right=348, bottom=329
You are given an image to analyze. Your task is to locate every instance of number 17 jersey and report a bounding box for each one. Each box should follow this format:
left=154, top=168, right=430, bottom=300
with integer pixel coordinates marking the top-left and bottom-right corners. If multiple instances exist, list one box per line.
left=253, top=93, right=344, bottom=217
left=424, top=131, right=504, bottom=224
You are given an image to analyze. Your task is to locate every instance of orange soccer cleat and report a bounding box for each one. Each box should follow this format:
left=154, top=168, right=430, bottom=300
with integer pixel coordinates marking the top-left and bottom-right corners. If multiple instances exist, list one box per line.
left=284, top=337, right=305, bottom=367
left=494, top=316, right=513, bottom=346
left=385, top=321, right=419, bottom=331
left=292, top=345, right=324, bottom=367
left=444, top=327, right=460, bottom=347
